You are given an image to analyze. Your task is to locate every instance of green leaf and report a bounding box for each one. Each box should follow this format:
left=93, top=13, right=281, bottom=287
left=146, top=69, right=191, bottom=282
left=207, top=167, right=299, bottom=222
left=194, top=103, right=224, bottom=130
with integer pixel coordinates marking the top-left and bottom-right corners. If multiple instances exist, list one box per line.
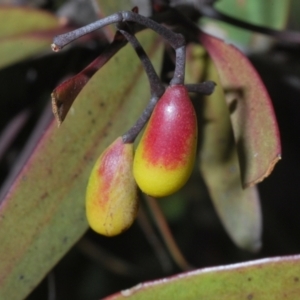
left=0, top=37, right=53, bottom=69
left=289, top=0, right=300, bottom=31
left=96, top=0, right=133, bottom=17
left=215, top=0, right=290, bottom=29
left=0, top=6, right=61, bottom=69
left=104, top=255, right=300, bottom=300
left=0, top=6, right=59, bottom=38
left=202, top=0, right=290, bottom=49
left=186, top=44, right=261, bottom=251
left=0, top=30, right=163, bottom=300
left=201, top=32, right=281, bottom=188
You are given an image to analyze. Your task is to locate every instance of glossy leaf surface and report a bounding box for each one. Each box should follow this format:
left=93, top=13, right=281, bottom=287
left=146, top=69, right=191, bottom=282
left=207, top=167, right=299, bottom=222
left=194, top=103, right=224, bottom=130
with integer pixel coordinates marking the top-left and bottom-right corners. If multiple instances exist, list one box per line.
left=105, top=255, right=300, bottom=300
left=201, top=32, right=281, bottom=187
left=185, top=44, right=262, bottom=251
left=0, top=6, right=61, bottom=69
left=0, top=30, right=163, bottom=299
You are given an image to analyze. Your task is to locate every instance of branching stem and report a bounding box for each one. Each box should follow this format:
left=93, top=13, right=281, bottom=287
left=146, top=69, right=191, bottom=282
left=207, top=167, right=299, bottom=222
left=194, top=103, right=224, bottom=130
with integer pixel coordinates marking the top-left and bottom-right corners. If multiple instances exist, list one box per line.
left=117, top=25, right=164, bottom=143
left=117, top=25, right=165, bottom=98
left=52, top=9, right=216, bottom=140
left=122, top=95, right=159, bottom=144
left=52, top=11, right=186, bottom=85
left=52, top=11, right=185, bottom=50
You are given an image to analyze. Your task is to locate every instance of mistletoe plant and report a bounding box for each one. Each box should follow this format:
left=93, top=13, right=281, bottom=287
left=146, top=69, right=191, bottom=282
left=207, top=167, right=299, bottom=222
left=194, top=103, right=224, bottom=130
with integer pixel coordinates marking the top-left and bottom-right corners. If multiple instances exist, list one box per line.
left=0, top=1, right=292, bottom=299
left=50, top=5, right=281, bottom=243
left=52, top=9, right=215, bottom=236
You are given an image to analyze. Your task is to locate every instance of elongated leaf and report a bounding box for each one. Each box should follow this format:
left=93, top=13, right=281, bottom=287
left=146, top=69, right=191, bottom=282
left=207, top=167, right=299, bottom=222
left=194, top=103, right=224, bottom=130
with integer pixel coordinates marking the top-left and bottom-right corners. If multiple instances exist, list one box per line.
left=0, top=6, right=59, bottom=38
left=0, top=6, right=61, bottom=69
left=215, top=0, right=290, bottom=29
left=201, top=32, right=281, bottom=187
left=202, top=0, right=290, bottom=49
left=105, top=255, right=300, bottom=300
left=195, top=52, right=262, bottom=252
left=0, top=36, right=55, bottom=69
left=0, top=30, right=163, bottom=300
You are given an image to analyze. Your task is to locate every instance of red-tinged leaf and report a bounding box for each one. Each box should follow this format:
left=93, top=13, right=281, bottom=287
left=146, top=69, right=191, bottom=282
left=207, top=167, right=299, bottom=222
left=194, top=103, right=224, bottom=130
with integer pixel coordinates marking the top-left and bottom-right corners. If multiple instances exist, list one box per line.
left=186, top=45, right=262, bottom=251
left=201, top=32, right=281, bottom=188
left=0, top=30, right=163, bottom=299
left=0, top=6, right=62, bottom=69
left=104, top=255, right=300, bottom=300
left=52, top=31, right=127, bottom=125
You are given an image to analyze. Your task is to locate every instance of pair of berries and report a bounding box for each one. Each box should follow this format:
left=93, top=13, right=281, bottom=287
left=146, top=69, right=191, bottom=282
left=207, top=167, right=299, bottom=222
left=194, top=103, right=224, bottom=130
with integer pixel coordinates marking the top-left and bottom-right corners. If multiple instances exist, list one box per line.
left=86, top=84, right=198, bottom=236
left=51, top=9, right=211, bottom=237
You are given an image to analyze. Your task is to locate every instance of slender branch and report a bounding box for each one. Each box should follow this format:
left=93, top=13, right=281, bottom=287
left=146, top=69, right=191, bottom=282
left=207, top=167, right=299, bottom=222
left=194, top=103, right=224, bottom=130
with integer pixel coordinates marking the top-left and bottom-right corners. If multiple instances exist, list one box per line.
left=171, top=45, right=186, bottom=85
left=145, top=195, right=194, bottom=271
left=52, top=11, right=185, bottom=51
left=117, top=25, right=165, bottom=97
left=116, top=25, right=165, bottom=144
left=51, top=14, right=122, bottom=51
left=185, top=81, right=216, bottom=95
left=119, top=11, right=186, bottom=85
left=52, top=11, right=186, bottom=85
left=122, top=95, right=160, bottom=144
left=199, top=4, right=300, bottom=44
